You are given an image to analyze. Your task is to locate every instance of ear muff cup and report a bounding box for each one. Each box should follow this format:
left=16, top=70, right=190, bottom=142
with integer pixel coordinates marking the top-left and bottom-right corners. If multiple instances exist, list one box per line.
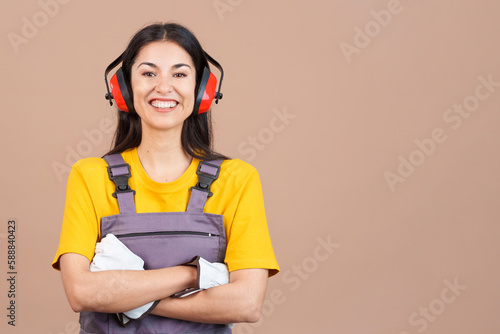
left=110, top=68, right=135, bottom=113
left=193, top=67, right=218, bottom=115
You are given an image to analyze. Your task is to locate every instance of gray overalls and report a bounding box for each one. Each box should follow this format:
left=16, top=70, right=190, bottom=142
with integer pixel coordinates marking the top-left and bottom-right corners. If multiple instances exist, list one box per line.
left=78, top=153, right=232, bottom=334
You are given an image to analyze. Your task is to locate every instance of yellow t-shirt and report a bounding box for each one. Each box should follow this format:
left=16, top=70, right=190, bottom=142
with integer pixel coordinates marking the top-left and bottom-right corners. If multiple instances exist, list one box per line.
left=52, top=148, right=279, bottom=277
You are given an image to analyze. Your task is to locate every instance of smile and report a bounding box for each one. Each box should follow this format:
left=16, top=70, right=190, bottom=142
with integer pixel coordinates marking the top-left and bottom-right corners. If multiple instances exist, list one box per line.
left=150, top=99, right=179, bottom=109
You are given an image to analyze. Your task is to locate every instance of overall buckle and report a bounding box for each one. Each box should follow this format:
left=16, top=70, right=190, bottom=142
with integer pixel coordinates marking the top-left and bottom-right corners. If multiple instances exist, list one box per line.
left=190, top=162, right=220, bottom=197
left=107, top=163, right=136, bottom=198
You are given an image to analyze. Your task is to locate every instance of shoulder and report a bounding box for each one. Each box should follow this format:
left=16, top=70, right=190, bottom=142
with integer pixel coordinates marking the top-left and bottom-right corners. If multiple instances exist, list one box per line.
left=220, top=158, right=259, bottom=179
left=69, top=157, right=109, bottom=185
left=72, top=157, right=107, bottom=174
left=217, top=158, right=262, bottom=190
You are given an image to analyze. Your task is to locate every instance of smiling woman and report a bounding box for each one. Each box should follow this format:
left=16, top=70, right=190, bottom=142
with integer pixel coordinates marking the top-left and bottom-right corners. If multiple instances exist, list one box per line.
left=52, top=22, right=280, bottom=334
left=103, top=23, right=226, bottom=162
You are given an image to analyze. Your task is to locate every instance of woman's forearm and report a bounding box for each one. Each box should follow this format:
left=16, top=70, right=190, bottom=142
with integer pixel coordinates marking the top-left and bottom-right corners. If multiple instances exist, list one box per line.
left=151, top=268, right=268, bottom=324
left=60, top=253, right=196, bottom=313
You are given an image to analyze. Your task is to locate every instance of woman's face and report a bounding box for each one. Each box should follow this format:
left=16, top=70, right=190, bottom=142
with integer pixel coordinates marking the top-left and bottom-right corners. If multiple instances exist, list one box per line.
left=130, top=40, right=196, bottom=134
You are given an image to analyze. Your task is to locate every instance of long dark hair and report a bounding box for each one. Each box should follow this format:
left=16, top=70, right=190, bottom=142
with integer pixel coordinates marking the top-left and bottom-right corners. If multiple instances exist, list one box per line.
left=104, top=23, right=228, bottom=161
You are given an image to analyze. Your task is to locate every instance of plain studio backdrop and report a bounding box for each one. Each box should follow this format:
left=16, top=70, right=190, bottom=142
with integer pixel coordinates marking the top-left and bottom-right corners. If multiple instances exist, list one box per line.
left=1, top=0, right=499, bottom=333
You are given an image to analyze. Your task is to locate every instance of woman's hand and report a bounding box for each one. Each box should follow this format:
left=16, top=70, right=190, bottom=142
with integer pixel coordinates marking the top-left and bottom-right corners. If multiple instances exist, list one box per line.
left=173, top=256, right=230, bottom=298
left=89, top=234, right=157, bottom=323
left=151, top=268, right=269, bottom=324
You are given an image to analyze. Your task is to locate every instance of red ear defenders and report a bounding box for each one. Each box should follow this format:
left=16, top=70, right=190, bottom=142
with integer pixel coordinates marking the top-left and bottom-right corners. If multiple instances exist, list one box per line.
left=104, top=51, right=223, bottom=115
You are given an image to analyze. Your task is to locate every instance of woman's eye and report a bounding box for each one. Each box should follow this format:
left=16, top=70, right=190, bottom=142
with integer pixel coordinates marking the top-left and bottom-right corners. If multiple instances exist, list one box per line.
left=174, top=73, right=187, bottom=78
left=142, top=72, right=155, bottom=77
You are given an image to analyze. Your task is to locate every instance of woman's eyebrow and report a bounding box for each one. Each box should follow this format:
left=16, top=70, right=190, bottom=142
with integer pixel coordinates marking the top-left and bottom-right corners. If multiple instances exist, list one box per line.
left=172, top=63, right=191, bottom=69
left=136, top=62, right=192, bottom=70
left=137, top=62, right=158, bottom=69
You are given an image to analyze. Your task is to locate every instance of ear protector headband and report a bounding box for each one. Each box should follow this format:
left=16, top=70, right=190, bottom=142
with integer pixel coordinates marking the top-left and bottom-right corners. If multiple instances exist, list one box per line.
left=104, top=50, right=223, bottom=115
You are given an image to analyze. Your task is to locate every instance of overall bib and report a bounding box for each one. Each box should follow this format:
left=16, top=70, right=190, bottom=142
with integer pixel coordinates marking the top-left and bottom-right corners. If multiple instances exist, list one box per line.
left=78, top=153, right=232, bottom=334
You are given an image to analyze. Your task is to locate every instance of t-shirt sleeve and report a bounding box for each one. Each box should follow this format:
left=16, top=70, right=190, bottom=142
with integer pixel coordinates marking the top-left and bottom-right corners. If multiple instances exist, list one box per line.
left=224, top=168, right=280, bottom=277
left=52, top=163, right=100, bottom=270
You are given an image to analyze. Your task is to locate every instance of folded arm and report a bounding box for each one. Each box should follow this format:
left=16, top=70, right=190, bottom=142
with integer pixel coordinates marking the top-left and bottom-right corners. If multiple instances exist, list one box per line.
left=151, top=268, right=268, bottom=324
left=59, top=253, right=196, bottom=313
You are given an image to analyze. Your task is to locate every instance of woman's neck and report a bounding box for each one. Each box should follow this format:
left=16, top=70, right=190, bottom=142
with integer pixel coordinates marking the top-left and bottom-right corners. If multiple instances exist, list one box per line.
left=136, top=126, right=192, bottom=183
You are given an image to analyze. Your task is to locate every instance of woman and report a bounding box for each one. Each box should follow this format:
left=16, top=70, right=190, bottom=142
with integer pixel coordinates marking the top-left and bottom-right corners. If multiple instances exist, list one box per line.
left=52, top=22, right=279, bottom=333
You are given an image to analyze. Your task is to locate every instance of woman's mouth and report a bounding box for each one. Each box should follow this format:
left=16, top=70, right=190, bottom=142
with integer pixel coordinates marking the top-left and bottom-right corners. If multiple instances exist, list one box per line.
left=150, top=99, right=178, bottom=111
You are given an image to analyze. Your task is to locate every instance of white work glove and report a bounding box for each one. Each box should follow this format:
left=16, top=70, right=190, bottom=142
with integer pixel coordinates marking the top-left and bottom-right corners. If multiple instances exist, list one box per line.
left=91, top=233, right=144, bottom=271
left=172, top=256, right=233, bottom=328
left=172, top=256, right=229, bottom=298
left=90, top=234, right=156, bottom=326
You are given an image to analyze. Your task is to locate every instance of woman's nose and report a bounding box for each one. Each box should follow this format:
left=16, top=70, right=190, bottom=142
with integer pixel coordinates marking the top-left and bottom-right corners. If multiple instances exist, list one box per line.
left=155, top=75, right=173, bottom=93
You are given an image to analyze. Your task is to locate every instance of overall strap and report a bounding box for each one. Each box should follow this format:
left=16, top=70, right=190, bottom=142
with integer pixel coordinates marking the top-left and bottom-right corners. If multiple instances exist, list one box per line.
left=187, top=160, right=223, bottom=212
left=103, top=154, right=136, bottom=214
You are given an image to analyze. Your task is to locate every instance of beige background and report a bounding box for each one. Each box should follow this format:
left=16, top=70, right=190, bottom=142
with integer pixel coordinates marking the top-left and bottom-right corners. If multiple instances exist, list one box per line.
left=1, top=0, right=499, bottom=333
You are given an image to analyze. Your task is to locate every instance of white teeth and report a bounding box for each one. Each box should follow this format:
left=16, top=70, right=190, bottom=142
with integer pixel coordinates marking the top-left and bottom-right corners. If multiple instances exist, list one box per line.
left=151, top=100, right=178, bottom=108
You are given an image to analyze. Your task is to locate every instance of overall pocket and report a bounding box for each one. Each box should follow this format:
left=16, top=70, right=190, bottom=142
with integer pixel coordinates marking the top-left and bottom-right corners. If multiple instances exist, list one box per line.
left=101, top=212, right=227, bottom=270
